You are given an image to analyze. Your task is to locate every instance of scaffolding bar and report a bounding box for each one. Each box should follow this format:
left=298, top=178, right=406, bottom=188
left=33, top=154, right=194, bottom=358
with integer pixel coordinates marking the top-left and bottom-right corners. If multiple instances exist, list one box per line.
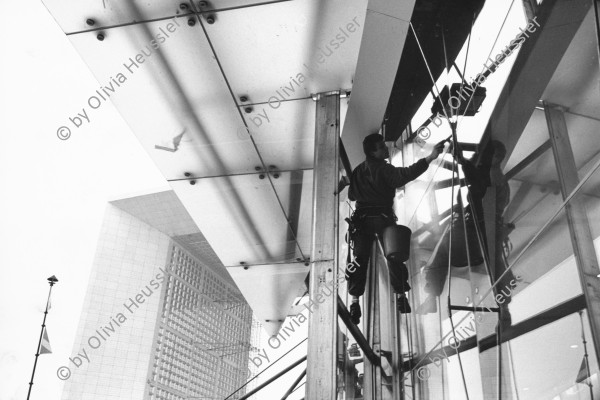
left=306, top=92, right=340, bottom=399
left=449, top=305, right=499, bottom=312
left=375, top=236, right=402, bottom=398
left=238, top=356, right=307, bottom=400
left=337, top=296, right=381, bottom=366
left=280, top=368, right=307, bottom=400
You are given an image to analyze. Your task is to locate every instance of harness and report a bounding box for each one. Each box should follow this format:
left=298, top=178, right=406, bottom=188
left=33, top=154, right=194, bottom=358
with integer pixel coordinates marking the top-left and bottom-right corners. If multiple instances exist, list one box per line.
left=345, top=206, right=397, bottom=248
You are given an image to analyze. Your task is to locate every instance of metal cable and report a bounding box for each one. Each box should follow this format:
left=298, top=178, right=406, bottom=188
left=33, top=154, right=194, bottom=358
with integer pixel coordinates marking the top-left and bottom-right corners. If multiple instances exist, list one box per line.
left=404, top=3, right=520, bottom=387
left=223, top=338, right=307, bottom=400
left=456, top=12, right=476, bottom=121
left=507, top=342, right=521, bottom=400
left=445, top=129, right=471, bottom=400
left=410, top=154, right=600, bottom=374
left=579, top=310, right=595, bottom=400
left=409, top=22, right=452, bottom=122
left=455, top=0, right=517, bottom=128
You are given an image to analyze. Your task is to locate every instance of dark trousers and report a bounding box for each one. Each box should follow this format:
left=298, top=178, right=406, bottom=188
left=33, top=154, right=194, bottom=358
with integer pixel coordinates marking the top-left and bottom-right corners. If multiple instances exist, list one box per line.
left=347, top=214, right=410, bottom=297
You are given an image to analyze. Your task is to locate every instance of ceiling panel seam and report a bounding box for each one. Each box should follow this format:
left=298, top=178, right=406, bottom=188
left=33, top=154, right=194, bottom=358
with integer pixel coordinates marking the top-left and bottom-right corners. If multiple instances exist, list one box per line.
left=190, top=0, right=308, bottom=260
left=166, top=167, right=314, bottom=182
left=64, top=0, right=294, bottom=36
left=226, top=260, right=313, bottom=268
left=206, top=0, right=294, bottom=14
left=239, top=95, right=314, bottom=108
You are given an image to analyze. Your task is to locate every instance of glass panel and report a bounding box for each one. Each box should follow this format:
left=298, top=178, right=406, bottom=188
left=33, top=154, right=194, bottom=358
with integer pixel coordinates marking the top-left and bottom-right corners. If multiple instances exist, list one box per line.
left=204, top=0, right=295, bottom=11
left=495, top=312, right=599, bottom=400
left=66, top=18, right=262, bottom=178
left=401, top=145, right=485, bottom=399
left=205, top=0, right=366, bottom=104
left=170, top=172, right=310, bottom=266
left=396, top=1, right=600, bottom=399
left=41, top=0, right=182, bottom=33
left=227, top=262, right=308, bottom=336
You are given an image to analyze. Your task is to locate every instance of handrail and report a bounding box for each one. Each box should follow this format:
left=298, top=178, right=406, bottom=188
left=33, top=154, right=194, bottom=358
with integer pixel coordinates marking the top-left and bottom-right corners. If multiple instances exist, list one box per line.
left=280, top=368, right=307, bottom=400
left=337, top=295, right=381, bottom=367
left=224, top=338, right=307, bottom=399
left=238, top=356, right=307, bottom=400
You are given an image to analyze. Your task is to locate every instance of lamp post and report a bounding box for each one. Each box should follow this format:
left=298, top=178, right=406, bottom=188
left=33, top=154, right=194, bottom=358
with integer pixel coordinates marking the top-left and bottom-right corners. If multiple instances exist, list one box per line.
left=27, top=275, right=58, bottom=400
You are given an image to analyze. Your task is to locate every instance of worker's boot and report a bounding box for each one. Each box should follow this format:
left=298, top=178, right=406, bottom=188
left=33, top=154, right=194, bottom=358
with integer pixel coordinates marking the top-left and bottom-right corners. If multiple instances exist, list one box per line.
left=349, top=302, right=361, bottom=325
left=397, top=294, right=412, bottom=313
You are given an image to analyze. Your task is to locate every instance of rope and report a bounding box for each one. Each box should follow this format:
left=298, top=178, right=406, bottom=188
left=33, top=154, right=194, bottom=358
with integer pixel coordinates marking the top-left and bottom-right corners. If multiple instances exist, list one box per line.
left=409, top=22, right=452, bottom=122
left=410, top=153, right=600, bottom=375
left=455, top=0, right=517, bottom=128
left=403, top=5, right=535, bottom=396
left=445, top=124, right=470, bottom=400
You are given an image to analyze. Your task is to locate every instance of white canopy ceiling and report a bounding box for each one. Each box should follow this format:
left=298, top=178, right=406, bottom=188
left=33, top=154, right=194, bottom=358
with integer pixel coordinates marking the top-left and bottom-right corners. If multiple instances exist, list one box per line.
left=42, top=0, right=415, bottom=335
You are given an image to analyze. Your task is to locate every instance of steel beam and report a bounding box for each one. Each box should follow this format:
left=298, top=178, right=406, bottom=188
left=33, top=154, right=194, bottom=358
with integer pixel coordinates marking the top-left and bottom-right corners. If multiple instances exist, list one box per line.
left=364, top=240, right=383, bottom=400
left=544, top=102, right=600, bottom=367
left=239, top=356, right=307, bottom=400
left=306, top=92, right=340, bottom=399
left=504, top=140, right=551, bottom=181
left=375, top=237, right=403, bottom=399
left=281, top=368, right=307, bottom=400
left=481, top=0, right=590, bottom=162
left=341, top=0, right=416, bottom=167
left=404, top=294, right=587, bottom=370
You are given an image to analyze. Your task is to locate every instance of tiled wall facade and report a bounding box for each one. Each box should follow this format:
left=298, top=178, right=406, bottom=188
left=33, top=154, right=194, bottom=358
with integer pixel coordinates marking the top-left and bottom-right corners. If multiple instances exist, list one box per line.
left=62, top=199, right=254, bottom=400
left=62, top=204, right=171, bottom=399
left=146, top=244, right=253, bottom=400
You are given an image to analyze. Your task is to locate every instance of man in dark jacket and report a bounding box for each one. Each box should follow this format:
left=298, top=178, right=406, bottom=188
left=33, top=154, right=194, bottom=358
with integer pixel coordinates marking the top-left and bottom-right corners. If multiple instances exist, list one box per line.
left=347, top=133, right=444, bottom=324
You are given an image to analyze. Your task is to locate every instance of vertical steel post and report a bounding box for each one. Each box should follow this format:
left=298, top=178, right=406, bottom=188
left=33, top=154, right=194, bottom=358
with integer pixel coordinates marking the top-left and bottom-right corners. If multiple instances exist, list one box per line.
left=375, top=237, right=403, bottom=399
left=364, top=240, right=383, bottom=400
left=544, top=101, right=600, bottom=367
left=306, top=91, right=340, bottom=399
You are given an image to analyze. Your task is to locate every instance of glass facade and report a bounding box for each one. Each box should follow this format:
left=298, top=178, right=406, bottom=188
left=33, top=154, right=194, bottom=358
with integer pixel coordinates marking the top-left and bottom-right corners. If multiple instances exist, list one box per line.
left=393, top=1, right=600, bottom=399
left=334, top=1, right=600, bottom=399
left=61, top=202, right=171, bottom=400
left=41, top=0, right=600, bottom=397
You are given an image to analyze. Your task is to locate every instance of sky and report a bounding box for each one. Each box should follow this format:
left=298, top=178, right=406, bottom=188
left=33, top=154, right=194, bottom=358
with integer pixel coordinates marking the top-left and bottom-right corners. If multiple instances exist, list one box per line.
left=0, top=0, right=528, bottom=399
left=0, top=1, right=305, bottom=398
left=0, top=0, right=169, bottom=398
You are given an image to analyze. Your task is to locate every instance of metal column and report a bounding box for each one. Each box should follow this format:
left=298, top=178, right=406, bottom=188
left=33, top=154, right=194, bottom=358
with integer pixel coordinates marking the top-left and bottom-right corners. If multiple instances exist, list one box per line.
left=544, top=101, right=600, bottom=366
left=376, top=237, right=403, bottom=399
left=306, top=91, right=340, bottom=399
left=364, top=241, right=383, bottom=400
